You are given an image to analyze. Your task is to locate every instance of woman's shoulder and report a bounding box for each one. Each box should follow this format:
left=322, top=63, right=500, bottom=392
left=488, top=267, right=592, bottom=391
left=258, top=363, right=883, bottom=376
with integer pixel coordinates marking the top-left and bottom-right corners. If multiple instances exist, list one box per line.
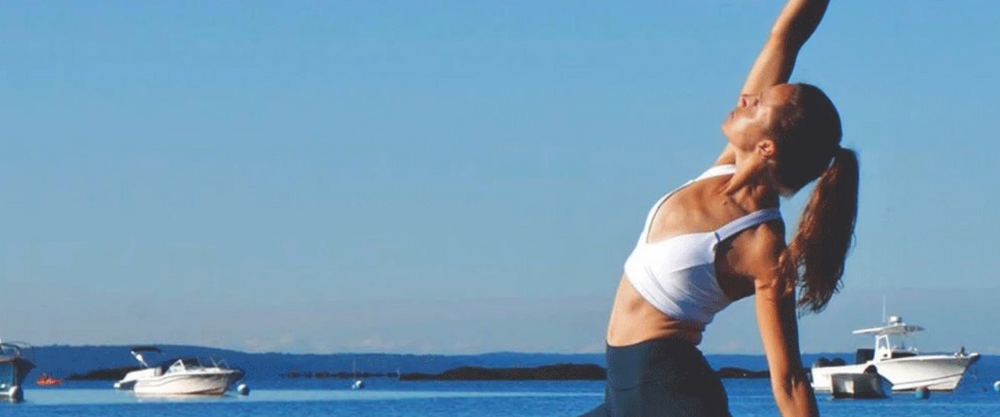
left=728, top=218, right=788, bottom=282
left=744, top=218, right=786, bottom=248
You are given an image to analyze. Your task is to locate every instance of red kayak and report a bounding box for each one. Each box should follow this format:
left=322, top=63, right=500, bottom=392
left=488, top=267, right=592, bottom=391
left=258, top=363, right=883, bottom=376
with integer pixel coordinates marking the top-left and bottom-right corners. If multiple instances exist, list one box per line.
left=36, top=373, right=62, bottom=387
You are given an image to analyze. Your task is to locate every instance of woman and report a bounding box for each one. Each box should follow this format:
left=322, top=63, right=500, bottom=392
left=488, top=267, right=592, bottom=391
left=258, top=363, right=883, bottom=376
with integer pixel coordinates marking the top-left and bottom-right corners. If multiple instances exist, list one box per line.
left=581, top=0, right=857, bottom=416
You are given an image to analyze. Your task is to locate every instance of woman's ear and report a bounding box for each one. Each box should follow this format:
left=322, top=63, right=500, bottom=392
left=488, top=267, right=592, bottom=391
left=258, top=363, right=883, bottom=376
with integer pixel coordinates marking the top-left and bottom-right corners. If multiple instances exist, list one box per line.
left=756, top=139, right=777, bottom=160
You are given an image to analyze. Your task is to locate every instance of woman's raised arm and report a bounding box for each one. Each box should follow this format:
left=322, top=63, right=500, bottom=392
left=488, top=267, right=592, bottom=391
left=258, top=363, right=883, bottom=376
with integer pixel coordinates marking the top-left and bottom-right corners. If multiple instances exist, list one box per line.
left=740, top=0, right=831, bottom=99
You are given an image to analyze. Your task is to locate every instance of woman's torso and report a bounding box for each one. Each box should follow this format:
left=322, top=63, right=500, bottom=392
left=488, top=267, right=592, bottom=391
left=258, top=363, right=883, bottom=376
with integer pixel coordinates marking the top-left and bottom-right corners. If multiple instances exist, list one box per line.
left=606, top=166, right=780, bottom=347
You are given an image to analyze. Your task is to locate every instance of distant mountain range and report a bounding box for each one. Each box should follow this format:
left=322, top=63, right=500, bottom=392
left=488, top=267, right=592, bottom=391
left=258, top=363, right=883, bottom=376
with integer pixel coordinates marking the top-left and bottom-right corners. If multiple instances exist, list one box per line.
left=27, top=345, right=999, bottom=382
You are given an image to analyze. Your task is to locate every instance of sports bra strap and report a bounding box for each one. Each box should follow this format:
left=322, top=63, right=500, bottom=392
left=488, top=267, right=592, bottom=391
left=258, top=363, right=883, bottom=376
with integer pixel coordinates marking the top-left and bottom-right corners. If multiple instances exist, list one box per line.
left=639, top=165, right=740, bottom=242
left=713, top=208, right=782, bottom=243
left=695, top=164, right=736, bottom=180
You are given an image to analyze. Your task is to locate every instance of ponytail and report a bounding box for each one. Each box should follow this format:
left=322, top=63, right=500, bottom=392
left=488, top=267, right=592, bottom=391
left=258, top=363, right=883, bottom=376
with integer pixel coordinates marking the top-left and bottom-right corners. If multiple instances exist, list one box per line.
left=779, top=147, right=859, bottom=313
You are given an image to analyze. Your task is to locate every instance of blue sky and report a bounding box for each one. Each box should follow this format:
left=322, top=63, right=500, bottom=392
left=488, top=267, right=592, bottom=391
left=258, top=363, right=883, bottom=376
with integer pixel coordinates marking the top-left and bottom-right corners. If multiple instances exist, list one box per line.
left=2, top=1, right=999, bottom=354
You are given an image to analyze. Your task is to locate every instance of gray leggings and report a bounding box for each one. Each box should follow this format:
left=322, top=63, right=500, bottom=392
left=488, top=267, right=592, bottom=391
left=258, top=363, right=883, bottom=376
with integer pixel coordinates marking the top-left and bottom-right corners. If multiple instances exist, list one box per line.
left=579, top=338, right=731, bottom=417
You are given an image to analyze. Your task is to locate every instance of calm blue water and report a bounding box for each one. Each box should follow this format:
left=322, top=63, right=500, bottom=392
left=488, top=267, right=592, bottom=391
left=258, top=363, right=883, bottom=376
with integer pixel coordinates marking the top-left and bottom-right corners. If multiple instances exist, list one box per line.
left=2, top=378, right=999, bottom=416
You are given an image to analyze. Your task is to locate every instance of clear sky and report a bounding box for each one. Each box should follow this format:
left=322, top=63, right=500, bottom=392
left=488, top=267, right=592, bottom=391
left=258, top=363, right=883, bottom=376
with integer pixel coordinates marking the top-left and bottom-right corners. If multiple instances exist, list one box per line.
left=2, top=1, right=999, bottom=355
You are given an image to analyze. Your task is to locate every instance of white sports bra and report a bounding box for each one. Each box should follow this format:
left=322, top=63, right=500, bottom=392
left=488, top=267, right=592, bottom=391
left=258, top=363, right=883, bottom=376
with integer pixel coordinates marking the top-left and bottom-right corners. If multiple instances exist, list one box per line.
left=623, top=165, right=782, bottom=326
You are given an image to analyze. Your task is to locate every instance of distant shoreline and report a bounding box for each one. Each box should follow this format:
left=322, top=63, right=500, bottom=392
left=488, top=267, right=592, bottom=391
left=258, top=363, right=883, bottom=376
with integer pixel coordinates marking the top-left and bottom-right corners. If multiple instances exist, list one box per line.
left=69, top=363, right=769, bottom=382
left=67, top=366, right=141, bottom=381
left=284, top=371, right=398, bottom=379
left=399, top=364, right=606, bottom=381
left=288, top=364, right=770, bottom=381
left=37, top=345, right=911, bottom=381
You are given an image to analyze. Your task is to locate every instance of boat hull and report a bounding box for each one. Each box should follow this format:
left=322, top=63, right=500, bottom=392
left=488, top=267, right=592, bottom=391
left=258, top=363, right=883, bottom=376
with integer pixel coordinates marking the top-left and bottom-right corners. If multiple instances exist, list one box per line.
left=0, top=358, right=35, bottom=400
left=133, top=370, right=242, bottom=396
left=115, top=367, right=161, bottom=390
left=830, top=373, right=892, bottom=399
left=812, top=354, right=979, bottom=392
left=113, top=380, right=136, bottom=390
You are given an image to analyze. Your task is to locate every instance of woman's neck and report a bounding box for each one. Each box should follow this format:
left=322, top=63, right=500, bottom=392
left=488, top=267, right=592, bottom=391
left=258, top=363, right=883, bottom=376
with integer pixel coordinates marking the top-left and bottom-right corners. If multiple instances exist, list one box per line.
left=722, top=152, right=781, bottom=210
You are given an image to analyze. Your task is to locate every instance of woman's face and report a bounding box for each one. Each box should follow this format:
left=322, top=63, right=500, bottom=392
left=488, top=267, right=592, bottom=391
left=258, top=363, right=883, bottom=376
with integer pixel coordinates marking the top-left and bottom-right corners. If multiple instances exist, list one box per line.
left=722, top=84, right=796, bottom=151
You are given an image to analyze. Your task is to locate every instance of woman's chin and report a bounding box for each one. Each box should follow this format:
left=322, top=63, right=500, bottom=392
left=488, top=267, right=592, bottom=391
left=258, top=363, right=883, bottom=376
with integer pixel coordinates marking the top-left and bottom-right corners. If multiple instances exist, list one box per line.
left=720, top=123, right=733, bottom=139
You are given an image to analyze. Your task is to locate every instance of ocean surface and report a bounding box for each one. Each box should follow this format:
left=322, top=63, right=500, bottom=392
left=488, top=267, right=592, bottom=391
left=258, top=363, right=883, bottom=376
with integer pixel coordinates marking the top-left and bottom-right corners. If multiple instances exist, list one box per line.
left=3, top=376, right=1000, bottom=417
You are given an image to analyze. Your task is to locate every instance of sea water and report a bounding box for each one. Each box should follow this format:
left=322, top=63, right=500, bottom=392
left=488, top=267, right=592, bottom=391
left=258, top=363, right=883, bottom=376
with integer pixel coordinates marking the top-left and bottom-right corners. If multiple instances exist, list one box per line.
left=2, top=377, right=999, bottom=417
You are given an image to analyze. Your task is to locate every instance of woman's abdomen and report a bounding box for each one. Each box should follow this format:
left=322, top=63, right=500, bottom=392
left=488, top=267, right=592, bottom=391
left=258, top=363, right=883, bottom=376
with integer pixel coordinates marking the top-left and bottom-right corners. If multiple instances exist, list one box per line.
left=606, top=274, right=705, bottom=347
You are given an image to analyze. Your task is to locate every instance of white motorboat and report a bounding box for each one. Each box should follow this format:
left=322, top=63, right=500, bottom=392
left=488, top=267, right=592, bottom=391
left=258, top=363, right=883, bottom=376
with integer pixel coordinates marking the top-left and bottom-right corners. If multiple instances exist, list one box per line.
left=811, top=315, right=979, bottom=392
left=114, top=346, right=244, bottom=395
left=0, top=340, right=35, bottom=401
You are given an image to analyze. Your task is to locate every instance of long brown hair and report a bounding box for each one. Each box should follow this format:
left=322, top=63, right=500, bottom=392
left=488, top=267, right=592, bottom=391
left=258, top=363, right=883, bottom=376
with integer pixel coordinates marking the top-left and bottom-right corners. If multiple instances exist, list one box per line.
left=773, top=83, right=860, bottom=313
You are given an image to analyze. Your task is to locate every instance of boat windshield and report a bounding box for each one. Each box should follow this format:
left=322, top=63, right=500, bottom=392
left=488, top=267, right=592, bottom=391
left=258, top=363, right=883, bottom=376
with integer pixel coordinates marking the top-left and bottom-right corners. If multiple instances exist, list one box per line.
left=160, top=356, right=230, bottom=373
left=166, top=358, right=204, bottom=373
left=201, top=357, right=228, bottom=368
left=872, top=331, right=920, bottom=361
